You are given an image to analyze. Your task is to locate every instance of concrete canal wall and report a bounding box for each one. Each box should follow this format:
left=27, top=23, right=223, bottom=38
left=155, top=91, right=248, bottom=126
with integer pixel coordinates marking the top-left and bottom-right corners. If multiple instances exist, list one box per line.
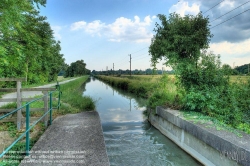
left=148, top=106, right=250, bottom=166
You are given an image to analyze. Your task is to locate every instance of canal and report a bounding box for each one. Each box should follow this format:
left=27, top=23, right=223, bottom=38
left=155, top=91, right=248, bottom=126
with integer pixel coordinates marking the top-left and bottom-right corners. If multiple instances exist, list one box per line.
left=83, top=77, right=201, bottom=166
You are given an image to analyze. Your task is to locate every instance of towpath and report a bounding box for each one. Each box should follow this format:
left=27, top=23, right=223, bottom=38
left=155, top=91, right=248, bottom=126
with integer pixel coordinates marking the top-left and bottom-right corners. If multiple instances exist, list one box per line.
left=19, top=111, right=110, bottom=166
left=0, top=77, right=79, bottom=107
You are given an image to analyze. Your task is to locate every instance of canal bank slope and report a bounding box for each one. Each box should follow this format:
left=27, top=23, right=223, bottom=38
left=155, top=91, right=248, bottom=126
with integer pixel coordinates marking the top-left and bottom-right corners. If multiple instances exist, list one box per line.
left=20, top=111, right=110, bottom=166
left=149, top=106, right=250, bottom=166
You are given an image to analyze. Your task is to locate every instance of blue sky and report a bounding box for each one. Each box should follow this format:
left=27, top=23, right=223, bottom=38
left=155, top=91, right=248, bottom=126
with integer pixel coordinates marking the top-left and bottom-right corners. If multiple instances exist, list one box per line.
left=40, top=0, right=250, bottom=71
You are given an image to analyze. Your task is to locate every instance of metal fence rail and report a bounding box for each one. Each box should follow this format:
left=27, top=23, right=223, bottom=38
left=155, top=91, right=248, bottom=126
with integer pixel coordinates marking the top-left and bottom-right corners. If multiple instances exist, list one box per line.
left=0, top=84, right=61, bottom=158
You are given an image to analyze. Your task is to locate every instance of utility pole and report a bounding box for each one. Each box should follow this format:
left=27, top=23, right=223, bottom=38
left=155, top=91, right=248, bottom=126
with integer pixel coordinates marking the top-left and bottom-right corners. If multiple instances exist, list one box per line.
left=248, top=63, right=250, bottom=74
left=129, top=54, right=132, bottom=76
left=113, top=63, right=114, bottom=76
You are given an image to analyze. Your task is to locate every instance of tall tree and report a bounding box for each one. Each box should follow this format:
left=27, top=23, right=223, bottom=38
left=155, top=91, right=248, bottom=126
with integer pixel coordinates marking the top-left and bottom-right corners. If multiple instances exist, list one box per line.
left=149, top=12, right=212, bottom=90
left=0, top=0, right=65, bottom=84
left=65, top=60, right=89, bottom=77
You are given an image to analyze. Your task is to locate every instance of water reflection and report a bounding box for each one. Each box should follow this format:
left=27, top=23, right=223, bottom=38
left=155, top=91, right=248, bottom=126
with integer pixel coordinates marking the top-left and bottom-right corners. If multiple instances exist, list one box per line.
left=83, top=77, right=201, bottom=166
left=83, top=77, right=147, bottom=123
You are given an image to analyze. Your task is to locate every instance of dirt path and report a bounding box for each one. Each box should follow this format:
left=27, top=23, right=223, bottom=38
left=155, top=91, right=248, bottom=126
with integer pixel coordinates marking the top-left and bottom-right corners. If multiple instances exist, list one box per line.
left=0, top=77, right=79, bottom=107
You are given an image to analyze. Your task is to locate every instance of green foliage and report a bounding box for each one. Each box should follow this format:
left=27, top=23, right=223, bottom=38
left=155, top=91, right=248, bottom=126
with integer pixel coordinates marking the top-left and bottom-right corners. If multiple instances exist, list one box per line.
left=6, top=122, right=17, bottom=138
left=149, top=12, right=250, bottom=134
left=180, top=52, right=250, bottom=130
left=65, top=60, right=90, bottom=77
left=59, top=76, right=95, bottom=112
left=148, top=74, right=180, bottom=110
left=183, top=111, right=244, bottom=137
left=149, top=12, right=212, bottom=69
left=235, top=63, right=250, bottom=75
left=222, top=64, right=233, bottom=75
left=96, top=75, right=157, bottom=98
left=182, top=52, right=229, bottom=111
left=0, top=0, right=65, bottom=85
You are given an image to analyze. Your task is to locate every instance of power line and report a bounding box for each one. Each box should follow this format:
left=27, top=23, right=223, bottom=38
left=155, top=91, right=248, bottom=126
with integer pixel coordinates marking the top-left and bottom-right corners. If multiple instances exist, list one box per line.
left=211, top=1, right=250, bottom=23
left=211, top=8, right=250, bottom=29
left=133, top=55, right=149, bottom=61
left=133, top=52, right=148, bottom=58
left=115, top=46, right=148, bottom=65
left=133, top=53, right=148, bottom=60
left=130, top=47, right=148, bottom=54
left=203, top=0, right=225, bottom=14
left=116, top=55, right=129, bottom=65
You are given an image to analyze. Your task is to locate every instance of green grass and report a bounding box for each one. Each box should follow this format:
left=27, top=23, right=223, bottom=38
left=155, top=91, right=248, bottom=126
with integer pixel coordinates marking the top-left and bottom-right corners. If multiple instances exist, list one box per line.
left=0, top=123, right=46, bottom=166
left=182, top=111, right=247, bottom=136
left=57, top=76, right=95, bottom=112
left=0, top=76, right=95, bottom=165
left=95, top=74, right=250, bottom=135
left=96, top=75, right=160, bottom=98
left=96, top=75, right=178, bottom=107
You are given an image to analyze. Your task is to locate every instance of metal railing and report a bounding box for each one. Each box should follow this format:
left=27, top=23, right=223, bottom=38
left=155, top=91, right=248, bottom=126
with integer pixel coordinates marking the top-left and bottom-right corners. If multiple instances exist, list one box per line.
left=0, top=84, right=62, bottom=158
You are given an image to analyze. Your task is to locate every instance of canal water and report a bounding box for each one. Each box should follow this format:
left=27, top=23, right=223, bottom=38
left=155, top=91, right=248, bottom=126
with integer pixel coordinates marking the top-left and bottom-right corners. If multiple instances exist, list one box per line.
left=83, top=77, right=201, bottom=166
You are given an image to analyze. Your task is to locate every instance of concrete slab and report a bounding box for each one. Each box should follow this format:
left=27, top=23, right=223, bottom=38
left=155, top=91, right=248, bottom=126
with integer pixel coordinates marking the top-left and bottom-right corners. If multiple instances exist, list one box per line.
left=19, top=111, right=110, bottom=166
left=150, top=106, right=250, bottom=166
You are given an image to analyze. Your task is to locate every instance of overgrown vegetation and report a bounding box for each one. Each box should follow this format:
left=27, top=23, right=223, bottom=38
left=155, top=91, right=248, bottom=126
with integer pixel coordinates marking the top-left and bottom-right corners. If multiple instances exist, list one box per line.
left=0, top=0, right=66, bottom=85
left=148, top=12, right=250, bottom=134
left=96, top=75, right=159, bottom=98
left=64, top=60, right=91, bottom=77
left=56, top=76, right=95, bottom=113
left=97, top=74, right=250, bottom=134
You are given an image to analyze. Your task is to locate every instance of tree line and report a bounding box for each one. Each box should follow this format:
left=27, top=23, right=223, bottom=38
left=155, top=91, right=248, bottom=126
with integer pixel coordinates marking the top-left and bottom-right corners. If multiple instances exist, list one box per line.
left=235, top=64, right=250, bottom=75
left=0, top=0, right=64, bottom=84
left=64, top=60, right=90, bottom=77
left=0, top=1, right=90, bottom=86
left=92, top=69, right=174, bottom=75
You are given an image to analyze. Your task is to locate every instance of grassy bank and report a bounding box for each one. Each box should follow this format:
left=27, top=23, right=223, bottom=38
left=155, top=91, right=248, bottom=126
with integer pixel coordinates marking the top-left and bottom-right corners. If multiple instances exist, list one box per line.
left=95, top=75, right=160, bottom=98
left=56, top=76, right=95, bottom=114
left=96, top=75, right=178, bottom=108
left=0, top=75, right=95, bottom=166
left=95, top=75, right=250, bottom=135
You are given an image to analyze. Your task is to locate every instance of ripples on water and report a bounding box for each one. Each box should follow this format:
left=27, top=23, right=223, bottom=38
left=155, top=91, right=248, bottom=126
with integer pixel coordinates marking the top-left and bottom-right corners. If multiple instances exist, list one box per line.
left=103, top=121, right=201, bottom=166
left=83, top=78, right=201, bottom=166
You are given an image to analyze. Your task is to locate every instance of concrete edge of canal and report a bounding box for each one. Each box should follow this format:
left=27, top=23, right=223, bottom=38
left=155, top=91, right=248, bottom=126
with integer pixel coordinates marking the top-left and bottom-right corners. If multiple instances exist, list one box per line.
left=149, top=106, right=250, bottom=166
left=19, top=111, right=110, bottom=166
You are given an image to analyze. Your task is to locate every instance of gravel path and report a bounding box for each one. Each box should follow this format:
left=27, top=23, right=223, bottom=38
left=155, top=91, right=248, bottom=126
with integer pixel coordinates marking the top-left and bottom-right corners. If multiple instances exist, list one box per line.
left=0, top=78, right=79, bottom=107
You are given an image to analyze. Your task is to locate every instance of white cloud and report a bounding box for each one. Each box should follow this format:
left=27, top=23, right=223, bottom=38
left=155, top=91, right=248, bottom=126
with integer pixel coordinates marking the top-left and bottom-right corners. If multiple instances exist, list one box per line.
left=169, top=0, right=200, bottom=17
left=70, top=21, right=87, bottom=31
left=70, top=15, right=156, bottom=43
left=209, top=39, right=250, bottom=67
left=219, top=0, right=235, bottom=9
left=51, top=26, right=62, bottom=40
